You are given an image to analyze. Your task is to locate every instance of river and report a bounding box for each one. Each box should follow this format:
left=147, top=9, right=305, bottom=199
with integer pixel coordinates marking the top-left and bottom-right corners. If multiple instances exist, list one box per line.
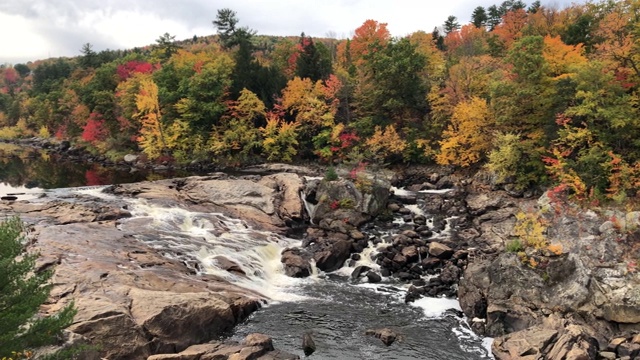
left=1, top=144, right=493, bottom=359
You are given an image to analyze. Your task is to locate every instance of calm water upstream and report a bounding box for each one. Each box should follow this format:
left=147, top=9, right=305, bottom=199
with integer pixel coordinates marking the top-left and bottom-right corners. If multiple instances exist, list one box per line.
left=2, top=144, right=493, bottom=359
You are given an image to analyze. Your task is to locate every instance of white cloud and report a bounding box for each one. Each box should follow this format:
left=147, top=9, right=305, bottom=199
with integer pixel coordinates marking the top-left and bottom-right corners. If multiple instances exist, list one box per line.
left=0, top=0, right=581, bottom=64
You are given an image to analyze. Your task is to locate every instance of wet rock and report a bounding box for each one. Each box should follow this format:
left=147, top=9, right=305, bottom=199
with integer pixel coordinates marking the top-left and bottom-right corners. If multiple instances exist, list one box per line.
left=129, top=288, right=236, bottom=352
left=401, top=245, right=418, bottom=261
left=421, top=257, right=441, bottom=270
left=351, top=265, right=371, bottom=280
left=392, top=253, right=407, bottom=266
left=428, top=242, right=453, bottom=259
left=213, top=256, right=246, bottom=276
left=439, top=263, right=461, bottom=285
left=413, top=215, right=427, bottom=225
left=244, top=333, right=274, bottom=350
left=401, top=229, right=419, bottom=238
left=302, top=332, right=316, bottom=356
left=366, top=271, right=382, bottom=283
left=365, top=328, right=397, bottom=346
left=281, top=249, right=311, bottom=278
left=313, top=239, right=352, bottom=272
left=388, top=203, right=401, bottom=212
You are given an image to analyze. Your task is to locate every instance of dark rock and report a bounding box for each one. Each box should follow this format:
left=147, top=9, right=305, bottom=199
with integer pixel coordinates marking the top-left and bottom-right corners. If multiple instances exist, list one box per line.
left=392, top=253, right=407, bottom=266
left=453, top=250, right=469, bottom=260
left=313, top=239, right=352, bottom=272
left=1, top=195, right=18, bottom=201
left=281, top=249, right=311, bottom=278
left=351, top=253, right=361, bottom=261
left=351, top=265, right=372, bottom=280
left=380, top=268, right=391, bottom=277
left=365, top=328, right=397, bottom=346
left=422, top=257, right=441, bottom=269
left=401, top=245, right=419, bottom=261
left=398, top=207, right=412, bottom=215
left=401, top=229, right=420, bottom=238
left=396, top=272, right=414, bottom=281
left=428, top=242, right=454, bottom=259
left=617, top=342, right=640, bottom=358
left=440, top=264, right=461, bottom=285
left=388, top=203, right=401, bottom=212
left=393, top=234, right=412, bottom=246
left=413, top=215, right=427, bottom=225
left=302, top=332, right=316, bottom=356
left=366, top=271, right=382, bottom=283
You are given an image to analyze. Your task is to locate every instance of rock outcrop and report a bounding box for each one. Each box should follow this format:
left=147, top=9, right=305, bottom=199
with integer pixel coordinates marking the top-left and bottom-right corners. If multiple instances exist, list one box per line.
left=2, top=173, right=308, bottom=359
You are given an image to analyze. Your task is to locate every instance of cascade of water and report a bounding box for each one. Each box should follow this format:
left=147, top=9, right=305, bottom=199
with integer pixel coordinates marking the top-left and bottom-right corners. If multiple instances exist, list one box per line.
left=300, top=190, right=317, bottom=225
left=118, top=199, right=312, bottom=301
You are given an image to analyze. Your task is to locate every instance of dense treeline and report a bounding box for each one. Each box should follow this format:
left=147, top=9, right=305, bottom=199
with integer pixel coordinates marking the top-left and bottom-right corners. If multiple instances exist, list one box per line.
left=1, top=0, right=639, bottom=201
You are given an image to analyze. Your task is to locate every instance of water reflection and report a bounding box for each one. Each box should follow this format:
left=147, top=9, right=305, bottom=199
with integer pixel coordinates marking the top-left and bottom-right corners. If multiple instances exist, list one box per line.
left=0, top=143, right=195, bottom=195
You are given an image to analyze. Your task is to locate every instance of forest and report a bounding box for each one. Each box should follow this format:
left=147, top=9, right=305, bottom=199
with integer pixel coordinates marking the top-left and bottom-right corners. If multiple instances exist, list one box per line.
left=0, top=0, right=638, bottom=202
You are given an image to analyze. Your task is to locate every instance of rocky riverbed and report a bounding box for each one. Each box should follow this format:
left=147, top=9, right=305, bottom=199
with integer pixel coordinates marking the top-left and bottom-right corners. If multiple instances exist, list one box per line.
left=1, top=163, right=639, bottom=359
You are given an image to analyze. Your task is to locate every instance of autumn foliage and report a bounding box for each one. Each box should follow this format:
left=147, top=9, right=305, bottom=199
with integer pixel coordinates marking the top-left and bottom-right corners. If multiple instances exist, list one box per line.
left=1, top=0, right=640, bottom=204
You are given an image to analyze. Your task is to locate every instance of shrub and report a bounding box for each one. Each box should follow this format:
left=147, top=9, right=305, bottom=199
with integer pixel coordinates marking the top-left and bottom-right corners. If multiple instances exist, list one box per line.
left=324, top=166, right=338, bottom=181
left=506, top=238, right=524, bottom=252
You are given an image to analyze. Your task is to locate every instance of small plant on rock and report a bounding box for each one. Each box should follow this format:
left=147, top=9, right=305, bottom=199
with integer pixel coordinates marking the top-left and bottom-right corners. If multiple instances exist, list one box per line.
left=324, top=166, right=338, bottom=181
left=506, top=238, right=524, bottom=252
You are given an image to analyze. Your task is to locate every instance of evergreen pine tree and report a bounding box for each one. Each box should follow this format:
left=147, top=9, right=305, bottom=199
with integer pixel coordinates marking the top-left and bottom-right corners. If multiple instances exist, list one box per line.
left=0, top=217, right=76, bottom=357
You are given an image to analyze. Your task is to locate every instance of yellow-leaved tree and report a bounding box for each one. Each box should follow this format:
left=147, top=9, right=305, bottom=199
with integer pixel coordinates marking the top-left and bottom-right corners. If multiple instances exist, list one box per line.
left=365, top=125, right=407, bottom=162
left=261, top=114, right=299, bottom=162
left=436, top=96, right=495, bottom=167
left=135, top=77, right=166, bottom=159
left=210, top=88, right=265, bottom=163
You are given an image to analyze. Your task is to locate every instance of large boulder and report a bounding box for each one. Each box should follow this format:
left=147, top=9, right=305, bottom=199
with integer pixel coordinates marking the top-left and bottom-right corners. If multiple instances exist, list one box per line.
left=313, top=239, right=352, bottom=272
left=308, top=173, right=390, bottom=230
left=129, top=288, right=236, bottom=352
left=281, top=249, right=312, bottom=278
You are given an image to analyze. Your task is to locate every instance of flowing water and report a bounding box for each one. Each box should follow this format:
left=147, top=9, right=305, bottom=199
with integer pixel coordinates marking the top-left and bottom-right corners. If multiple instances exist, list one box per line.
left=106, top=189, right=492, bottom=359
left=3, top=145, right=493, bottom=359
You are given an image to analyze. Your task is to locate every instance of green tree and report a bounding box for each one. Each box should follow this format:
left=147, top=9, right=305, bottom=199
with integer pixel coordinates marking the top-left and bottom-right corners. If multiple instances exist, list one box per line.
left=471, top=6, right=488, bottom=28
left=154, top=33, right=180, bottom=61
left=80, top=43, right=98, bottom=69
left=0, top=217, right=76, bottom=357
left=13, top=64, right=30, bottom=78
left=444, top=15, right=461, bottom=34
left=296, top=34, right=332, bottom=82
left=487, top=5, right=503, bottom=30
left=213, top=8, right=255, bottom=49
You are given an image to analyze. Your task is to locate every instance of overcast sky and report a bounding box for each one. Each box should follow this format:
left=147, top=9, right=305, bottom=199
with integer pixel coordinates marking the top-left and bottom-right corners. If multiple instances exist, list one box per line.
left=1, top=0, right=578, bottom=64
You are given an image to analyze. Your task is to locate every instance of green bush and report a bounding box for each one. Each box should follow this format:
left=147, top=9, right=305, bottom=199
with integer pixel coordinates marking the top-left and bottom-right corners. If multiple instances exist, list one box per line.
left=0, top=217, right=76, bottom=357
left=505, top=238, right=524, bottom=253
left=324, top=166, right=338, bottom=181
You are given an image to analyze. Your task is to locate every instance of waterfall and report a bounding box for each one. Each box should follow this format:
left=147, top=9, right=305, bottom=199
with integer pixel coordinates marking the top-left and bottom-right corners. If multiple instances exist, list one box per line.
left=117, top=198, right=311, bottom=302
